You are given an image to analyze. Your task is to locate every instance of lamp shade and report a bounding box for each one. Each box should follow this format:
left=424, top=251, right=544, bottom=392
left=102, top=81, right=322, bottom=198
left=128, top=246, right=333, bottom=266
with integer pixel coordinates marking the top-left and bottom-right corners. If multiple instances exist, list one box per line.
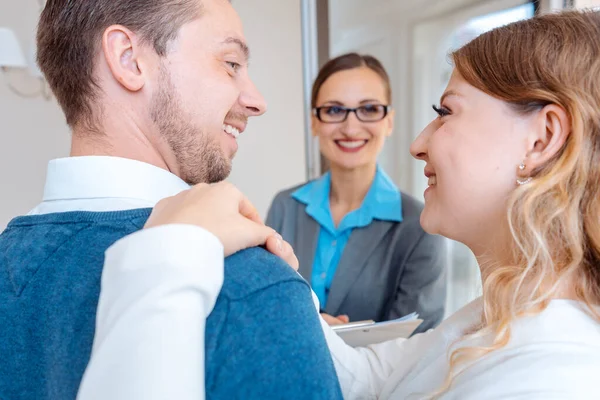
left=0, top=27, right=27, bottom=68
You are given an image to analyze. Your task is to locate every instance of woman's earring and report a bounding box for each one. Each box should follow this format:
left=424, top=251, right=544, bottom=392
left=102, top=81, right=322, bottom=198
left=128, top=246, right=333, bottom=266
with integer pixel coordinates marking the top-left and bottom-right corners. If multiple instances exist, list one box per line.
left=516, top=162, right=531, bottom=185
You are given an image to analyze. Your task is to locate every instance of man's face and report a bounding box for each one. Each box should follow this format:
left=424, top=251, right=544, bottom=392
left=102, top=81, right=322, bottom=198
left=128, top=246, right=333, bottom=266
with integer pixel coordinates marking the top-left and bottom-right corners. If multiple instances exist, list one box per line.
left=150, top=0, right=266, bottom=184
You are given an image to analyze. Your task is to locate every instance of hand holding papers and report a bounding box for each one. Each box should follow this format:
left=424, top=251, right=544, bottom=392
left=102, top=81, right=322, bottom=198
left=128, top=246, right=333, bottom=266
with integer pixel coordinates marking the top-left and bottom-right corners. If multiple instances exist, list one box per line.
left=330, top=312, right=422, bottom=347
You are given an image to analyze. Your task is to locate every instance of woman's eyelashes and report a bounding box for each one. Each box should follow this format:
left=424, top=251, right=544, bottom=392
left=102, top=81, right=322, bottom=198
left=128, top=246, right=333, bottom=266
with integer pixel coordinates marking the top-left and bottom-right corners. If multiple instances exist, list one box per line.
left=432, top=104, right=451, bottom=118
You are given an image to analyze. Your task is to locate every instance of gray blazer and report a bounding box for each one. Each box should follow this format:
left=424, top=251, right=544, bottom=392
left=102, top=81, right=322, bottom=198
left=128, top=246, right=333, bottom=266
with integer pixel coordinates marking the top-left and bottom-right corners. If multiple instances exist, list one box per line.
left=266, top=185, right=447, bottom=333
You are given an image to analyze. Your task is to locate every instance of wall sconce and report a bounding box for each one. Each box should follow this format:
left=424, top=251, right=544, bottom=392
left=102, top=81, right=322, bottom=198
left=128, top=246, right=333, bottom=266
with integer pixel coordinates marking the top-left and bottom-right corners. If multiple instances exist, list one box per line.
left=0, top=27, right=51, bottom=100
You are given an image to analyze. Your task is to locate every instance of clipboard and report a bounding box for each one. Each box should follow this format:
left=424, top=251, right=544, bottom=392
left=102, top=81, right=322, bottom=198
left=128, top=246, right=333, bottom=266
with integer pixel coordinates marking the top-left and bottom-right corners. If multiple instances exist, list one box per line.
left=330, top=313, right=422, bottom=347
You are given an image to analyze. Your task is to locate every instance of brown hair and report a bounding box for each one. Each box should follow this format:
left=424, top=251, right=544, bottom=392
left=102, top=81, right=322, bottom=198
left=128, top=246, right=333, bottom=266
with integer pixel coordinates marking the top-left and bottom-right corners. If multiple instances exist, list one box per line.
left=433, top=9, right=600, bottom=397
left=311, top=53, right=392, bottom=108
left=36, top=0, right=202, bottom=129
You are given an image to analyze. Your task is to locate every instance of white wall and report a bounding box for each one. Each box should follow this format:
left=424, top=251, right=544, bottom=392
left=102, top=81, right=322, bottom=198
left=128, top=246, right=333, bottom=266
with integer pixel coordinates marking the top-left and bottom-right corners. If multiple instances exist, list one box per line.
left=575, top=0, right=600, bottom=7
left=0, top=0, right=307, bottom=228
left=0, top=0, right=70, bottom=230
left=230, top=0, right=307, bottom=218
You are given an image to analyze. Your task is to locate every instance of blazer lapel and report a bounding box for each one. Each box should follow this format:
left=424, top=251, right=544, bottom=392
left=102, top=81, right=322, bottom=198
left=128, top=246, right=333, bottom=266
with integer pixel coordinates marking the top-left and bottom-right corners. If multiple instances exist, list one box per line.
left=324, top=220, right=394, bottom=316
left=295, top=209, right=320, bottom=283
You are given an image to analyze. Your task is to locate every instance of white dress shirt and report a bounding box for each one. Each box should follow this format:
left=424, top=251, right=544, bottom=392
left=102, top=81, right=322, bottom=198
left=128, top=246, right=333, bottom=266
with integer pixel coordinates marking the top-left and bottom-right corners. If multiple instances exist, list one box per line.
left=29, top=156, right=190, bottom=215
left=321, top=296, right=600, bottom=399
left=27, top=156, right=224, bottom=400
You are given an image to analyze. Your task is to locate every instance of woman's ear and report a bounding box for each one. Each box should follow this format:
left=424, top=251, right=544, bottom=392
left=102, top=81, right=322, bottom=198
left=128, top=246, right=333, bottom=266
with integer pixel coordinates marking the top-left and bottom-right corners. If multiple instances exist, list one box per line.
left=385, top=108, right=395, bottom=137
left=311, top=114, right=319, bottom=137
left=522, top=104, right=570, bottom=172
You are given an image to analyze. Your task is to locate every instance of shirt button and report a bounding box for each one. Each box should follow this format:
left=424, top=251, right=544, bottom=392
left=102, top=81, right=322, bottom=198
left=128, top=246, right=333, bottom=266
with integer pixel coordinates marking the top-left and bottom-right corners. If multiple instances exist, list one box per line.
left=331, top=240, right=337, bottom=247
left=320, top=273, right=326, bottom=279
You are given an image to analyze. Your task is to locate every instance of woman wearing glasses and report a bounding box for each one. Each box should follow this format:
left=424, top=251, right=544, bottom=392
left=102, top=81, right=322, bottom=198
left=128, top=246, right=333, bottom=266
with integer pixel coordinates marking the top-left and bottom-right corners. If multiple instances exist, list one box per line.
left=266, top=53, right=446, bottom=331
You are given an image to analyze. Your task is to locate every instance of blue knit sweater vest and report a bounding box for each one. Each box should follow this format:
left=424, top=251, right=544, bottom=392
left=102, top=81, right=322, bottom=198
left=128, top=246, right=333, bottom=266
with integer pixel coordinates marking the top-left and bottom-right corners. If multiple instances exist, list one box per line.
left=0, top=210, right=342, bottom=400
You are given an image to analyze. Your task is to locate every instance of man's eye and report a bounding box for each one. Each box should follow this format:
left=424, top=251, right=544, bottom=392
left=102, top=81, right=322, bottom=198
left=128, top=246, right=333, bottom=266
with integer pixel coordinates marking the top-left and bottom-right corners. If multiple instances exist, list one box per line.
left=226, top=61, right=241, bottom=72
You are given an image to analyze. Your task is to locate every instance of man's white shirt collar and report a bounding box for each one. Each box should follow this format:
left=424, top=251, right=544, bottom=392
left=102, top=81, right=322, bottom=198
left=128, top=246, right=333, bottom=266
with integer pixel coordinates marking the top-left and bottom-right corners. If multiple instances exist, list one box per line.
left=29, top=156, right=190, bottom=215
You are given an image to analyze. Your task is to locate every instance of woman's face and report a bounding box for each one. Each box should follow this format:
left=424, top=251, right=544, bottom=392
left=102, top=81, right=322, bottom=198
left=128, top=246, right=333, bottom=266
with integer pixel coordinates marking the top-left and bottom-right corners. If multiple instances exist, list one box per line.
left=312, top=67, right=393, bottom=171
left=410, top=70, right=536, bottom=248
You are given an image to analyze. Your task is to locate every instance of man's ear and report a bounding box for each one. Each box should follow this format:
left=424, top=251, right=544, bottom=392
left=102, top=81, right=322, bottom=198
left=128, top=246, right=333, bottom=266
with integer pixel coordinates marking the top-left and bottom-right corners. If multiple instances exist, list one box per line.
left=522, top=104, right=570, bottom=173
left=102, top=25, right=145, bottom=92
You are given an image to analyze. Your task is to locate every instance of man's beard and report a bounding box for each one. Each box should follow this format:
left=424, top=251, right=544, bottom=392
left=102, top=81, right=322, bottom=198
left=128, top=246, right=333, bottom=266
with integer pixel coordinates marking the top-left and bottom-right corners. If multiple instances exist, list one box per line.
left=150, top=66, right=231, bottom=185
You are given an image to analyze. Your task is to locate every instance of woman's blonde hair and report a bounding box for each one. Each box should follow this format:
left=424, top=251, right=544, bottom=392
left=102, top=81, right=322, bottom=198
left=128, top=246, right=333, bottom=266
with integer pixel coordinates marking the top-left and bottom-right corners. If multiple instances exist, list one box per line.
left=435, top=9, right=600, bottom=397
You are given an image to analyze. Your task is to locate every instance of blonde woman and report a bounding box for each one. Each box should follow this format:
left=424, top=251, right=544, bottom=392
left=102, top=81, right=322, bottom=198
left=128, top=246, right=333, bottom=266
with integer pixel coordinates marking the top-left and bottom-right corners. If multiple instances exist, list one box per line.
left=322, top=9, right=600, bottom=399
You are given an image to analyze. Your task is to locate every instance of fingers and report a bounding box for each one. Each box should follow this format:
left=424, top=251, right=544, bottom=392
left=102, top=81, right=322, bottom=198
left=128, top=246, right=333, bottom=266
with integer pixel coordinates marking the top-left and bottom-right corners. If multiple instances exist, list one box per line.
left=143, top=194, right=179, bottom=229
left=321, top=313, right=346, bottom=326
left=209, top=181, right=263, bottom=225
left=320, top=313, right=336, bottom=325
left=265, top=235, right=299, bottom=271
left=321, top=313, right=350, bottom=325
left=143, top=181, right=275, bottom=258
left=237, top=195, right=263, bottom=225
left=282, top=241, right=299, bottom=271
left=188, top=182, right=210, bottom=193
left=224, top=220, right=275, bottom=257
left=265, top=234, right=284, bottom=254
left=186, top=181, right=261, bottom=222
left=337, top=315, right=350, bottom=324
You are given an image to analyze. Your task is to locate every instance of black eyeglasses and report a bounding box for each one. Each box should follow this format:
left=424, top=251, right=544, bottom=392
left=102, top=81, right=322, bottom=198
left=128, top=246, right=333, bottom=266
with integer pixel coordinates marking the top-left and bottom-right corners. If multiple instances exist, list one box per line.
left=313, top=104, right=391, bottom=123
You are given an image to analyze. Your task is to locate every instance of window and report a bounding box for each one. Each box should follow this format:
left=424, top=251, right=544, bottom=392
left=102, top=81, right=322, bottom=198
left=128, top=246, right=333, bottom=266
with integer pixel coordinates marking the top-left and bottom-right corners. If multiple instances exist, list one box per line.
left=450, top=3, right=535, bottom=49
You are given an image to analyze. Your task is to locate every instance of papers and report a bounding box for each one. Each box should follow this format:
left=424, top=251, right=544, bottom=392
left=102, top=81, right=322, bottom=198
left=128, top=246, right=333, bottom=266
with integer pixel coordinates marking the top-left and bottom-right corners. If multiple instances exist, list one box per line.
left=330, top=312, right=422, bottom=347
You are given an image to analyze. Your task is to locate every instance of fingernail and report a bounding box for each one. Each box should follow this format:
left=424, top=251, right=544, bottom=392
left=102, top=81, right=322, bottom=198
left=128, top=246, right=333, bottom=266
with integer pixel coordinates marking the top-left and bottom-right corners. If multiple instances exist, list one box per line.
left=277, top=238, right=283, bottom=252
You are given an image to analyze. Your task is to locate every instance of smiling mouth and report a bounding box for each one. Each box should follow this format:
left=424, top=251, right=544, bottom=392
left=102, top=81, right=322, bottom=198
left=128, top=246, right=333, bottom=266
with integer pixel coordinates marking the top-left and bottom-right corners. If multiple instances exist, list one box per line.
left=335, top=139, right=368, bottom=151
left=223, top=124, right=240, bottom=139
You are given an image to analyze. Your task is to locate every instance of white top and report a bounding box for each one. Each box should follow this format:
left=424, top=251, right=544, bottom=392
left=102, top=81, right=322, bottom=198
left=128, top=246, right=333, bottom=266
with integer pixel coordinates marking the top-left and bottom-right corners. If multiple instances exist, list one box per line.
left=26, top=156, right=224, bottom=400
left=78, top=225, right=223, bottom=400
left=321, top=296, right=600, bottom=399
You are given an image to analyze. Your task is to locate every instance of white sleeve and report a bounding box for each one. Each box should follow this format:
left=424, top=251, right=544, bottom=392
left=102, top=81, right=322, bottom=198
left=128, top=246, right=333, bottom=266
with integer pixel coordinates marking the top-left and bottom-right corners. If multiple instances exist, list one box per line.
left=309, top=291, right=411, bottom=400
left=77, top=224, right=224, bottom=400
